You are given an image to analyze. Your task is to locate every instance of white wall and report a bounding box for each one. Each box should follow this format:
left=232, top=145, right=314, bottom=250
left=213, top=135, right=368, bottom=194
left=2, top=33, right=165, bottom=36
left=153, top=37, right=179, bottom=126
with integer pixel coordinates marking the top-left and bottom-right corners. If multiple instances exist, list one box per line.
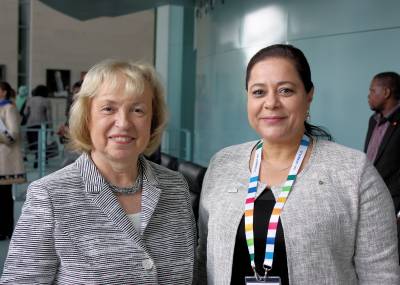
left=0, top=0, right=19, bottom=88
left=30, top=1, right=155, bottom=89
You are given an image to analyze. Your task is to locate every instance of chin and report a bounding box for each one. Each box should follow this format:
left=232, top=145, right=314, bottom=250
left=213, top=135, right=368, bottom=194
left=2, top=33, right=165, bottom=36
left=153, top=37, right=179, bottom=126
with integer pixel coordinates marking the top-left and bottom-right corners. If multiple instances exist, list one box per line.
left=259, top=131, right=302, bottom=144
left=257, top=129, right=285, bottom=140
left=109, top=151, right=138, bottom=162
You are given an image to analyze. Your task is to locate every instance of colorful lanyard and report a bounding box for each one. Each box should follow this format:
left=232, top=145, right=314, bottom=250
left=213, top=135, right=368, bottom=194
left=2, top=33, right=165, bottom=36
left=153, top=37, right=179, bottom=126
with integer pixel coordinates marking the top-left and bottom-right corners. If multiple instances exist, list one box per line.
left=245, top=135, right=310, bottom=278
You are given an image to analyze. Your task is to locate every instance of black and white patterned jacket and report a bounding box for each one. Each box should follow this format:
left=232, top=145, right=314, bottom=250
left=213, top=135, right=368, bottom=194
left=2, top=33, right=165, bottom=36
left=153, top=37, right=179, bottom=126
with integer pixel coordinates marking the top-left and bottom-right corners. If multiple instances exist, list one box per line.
left=1, top=153, right=196, bottom=284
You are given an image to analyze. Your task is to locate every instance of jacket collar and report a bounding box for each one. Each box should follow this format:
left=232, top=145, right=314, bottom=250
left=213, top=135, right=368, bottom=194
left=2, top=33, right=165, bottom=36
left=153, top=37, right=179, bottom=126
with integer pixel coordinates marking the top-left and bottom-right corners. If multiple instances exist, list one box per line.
left=374, top=107, right=400, bottom=164
left=75, top=152, right=160, bottom=193
left=74, top=152, right=162, bottom=244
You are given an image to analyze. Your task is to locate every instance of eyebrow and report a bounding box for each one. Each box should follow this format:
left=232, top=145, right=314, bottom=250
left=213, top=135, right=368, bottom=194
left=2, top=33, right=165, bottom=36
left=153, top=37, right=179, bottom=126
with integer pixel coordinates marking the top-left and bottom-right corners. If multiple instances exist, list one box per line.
left=276, top=81, right=295, bottom=85
left=96, top=99, right=118, bottom=104
left=249, top=81, right=296, bottom=89
left=96, top=97, right=145, bottom=104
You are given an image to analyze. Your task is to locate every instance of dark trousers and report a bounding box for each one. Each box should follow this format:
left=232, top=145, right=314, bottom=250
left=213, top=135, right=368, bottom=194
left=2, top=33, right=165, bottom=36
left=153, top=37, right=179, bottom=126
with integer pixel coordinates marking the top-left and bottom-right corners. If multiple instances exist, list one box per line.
left=26, top=125, right=45, bottom=167
left=26, top=125, right=40, bottom=153
left=0, top=184, right=14, bottom=237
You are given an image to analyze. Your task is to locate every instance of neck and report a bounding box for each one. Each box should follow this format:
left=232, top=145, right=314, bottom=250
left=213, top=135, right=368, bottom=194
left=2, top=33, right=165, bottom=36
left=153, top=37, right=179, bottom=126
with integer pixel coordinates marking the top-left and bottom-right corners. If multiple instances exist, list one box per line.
left=262, top=135, right=304, bottom=164
left=381, top=100, right=399, bottom=117
left=91, top=153, right=139, bottom=188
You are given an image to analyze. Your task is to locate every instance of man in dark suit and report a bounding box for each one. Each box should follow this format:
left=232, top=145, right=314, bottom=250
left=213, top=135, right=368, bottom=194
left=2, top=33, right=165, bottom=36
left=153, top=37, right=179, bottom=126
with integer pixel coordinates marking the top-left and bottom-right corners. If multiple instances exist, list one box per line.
left=365, top=71, right=400, bottom=259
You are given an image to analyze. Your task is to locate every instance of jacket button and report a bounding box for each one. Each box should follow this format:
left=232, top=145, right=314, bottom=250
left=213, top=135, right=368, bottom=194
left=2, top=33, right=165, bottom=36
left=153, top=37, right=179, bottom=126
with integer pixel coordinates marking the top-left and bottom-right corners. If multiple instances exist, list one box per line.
left=142, top=259, right=154, bottom=270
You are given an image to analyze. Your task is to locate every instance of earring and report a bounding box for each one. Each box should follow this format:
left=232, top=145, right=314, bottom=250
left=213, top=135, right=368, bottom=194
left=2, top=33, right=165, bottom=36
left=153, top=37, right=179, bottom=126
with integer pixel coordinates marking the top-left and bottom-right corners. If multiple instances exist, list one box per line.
left=306, top=110, right=311, bottom=121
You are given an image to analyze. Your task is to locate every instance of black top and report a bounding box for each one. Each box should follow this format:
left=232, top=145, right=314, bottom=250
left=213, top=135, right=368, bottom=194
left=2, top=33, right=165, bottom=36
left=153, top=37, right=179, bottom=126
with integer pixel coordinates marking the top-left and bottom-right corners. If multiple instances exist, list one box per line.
left=231, top=187, right=289, bottom=285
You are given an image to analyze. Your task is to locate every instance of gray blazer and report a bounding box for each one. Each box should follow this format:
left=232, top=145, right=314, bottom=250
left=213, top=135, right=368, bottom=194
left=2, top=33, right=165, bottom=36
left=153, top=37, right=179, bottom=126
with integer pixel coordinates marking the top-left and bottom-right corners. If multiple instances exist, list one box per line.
left=197, top=139, right=400, bottom=284
left=1, top=153, right=196, bottom=284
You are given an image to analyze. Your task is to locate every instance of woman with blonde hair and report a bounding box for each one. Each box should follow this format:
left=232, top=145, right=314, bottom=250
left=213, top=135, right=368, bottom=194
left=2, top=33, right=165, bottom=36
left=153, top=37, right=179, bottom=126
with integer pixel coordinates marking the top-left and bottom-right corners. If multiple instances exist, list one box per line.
left=1, top=60, right=196, bottom=284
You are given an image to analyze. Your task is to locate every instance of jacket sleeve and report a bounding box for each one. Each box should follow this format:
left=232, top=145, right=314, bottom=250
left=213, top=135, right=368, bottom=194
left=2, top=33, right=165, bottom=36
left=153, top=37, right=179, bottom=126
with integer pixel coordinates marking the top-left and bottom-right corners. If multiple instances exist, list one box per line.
left=354, top=157, right=400, bottom=284
left=180, top=173, right=198, bottom=285
left=0, top=181, right=58, bottom=284
left=0, top=106, right=20, bottom=145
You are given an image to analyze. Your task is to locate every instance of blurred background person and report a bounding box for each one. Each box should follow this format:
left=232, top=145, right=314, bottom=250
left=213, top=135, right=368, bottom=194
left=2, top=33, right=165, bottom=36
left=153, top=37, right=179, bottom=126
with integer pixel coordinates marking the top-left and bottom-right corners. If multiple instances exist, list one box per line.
left=65, top=80, right=82, bottom=122
left=197, top=44, right=400, bottom=284
left=57, top=80, right=82, bottom=166
left=1, top=60, right=195, bottom=284
left=0, top=81, right=26, bottom=240
left=15, top=85, right=28, bottom=125
left=365, top=71, right=400, bottom=261
left=23, top=84, right=52, bottom=168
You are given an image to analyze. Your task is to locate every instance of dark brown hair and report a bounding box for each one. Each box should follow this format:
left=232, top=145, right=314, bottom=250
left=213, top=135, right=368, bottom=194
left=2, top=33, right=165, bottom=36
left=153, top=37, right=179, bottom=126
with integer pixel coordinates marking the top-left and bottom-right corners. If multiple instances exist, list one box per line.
left=0, top=81, right=14, bottom=100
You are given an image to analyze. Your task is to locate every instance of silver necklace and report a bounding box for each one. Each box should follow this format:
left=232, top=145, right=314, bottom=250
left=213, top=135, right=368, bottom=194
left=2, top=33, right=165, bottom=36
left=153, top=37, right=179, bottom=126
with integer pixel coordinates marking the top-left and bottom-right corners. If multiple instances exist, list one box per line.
left=109, top=165, right=143, bottom=194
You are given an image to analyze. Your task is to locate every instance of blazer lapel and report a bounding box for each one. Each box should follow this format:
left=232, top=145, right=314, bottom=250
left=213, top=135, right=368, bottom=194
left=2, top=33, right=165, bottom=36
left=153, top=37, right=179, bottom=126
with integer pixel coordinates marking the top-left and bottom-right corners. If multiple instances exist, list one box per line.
left=89, top=185, right=146, bottom=249
left=139, top=156, right=162, bottom=233
left=76, top=153, right=146, bottom=249
left=375, top=113, right=400, bottom=164
left=227, top=143, right=257, bottom=218
left=140, top=182, right=162, bottom=233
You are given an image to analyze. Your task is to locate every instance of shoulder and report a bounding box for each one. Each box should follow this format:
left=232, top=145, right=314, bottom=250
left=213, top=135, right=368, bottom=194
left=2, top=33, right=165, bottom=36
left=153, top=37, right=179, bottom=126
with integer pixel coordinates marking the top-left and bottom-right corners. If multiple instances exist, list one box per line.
left=144, top=159, right=189, bottom=192
left=209, top=141, right=257, bottom=168
left=201, top=141, right=256, bottom=192
left=313, top=139, right=367, bottom=166
left=2, top=104, right=17, bottom=114
left=148, top=160, right=185, bottom=182
left=310, top=139, right=377, bottom=186
left=29, top=163, right=80, bottom=191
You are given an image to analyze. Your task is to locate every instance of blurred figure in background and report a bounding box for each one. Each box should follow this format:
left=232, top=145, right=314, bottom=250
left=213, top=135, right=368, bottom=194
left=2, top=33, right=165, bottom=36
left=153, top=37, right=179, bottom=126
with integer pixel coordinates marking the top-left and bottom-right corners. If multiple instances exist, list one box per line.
left=66, top=80, right=82, bottom=120
left=15, top=85, right=28, bottom=125
left=365, top=71, right=400, bottom=261
left=0, top=81, right=26, bottom=240
left=57, top=80, right=82, bottom=166
left=23, top=84, right=52, bottom=168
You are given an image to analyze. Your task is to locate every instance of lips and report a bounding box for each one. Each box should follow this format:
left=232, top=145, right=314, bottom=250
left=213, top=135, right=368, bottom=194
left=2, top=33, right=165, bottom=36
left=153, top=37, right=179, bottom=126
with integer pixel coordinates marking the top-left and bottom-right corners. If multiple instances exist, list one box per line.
left=260, top=115, right=286, bottom=123
left=108, top=135, right=134, bottom=143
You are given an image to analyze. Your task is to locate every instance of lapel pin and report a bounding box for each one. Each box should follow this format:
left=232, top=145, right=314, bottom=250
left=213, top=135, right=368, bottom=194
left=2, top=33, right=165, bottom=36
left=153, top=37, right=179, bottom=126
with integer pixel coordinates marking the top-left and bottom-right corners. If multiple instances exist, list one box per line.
left=393, top=121, right=397, bottom=126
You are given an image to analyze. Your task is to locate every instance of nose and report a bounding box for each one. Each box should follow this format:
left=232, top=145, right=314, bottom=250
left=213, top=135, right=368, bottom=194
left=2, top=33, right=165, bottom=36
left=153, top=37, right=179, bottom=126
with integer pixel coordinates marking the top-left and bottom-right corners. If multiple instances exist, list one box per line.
left=263, top=92, right=280, bottom=109
left=115, top=110, right=130, bottom=129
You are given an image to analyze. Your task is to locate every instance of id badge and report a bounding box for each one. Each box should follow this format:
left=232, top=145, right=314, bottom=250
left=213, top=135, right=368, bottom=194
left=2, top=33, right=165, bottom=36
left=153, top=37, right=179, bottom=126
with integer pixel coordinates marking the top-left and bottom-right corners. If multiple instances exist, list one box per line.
left=245, top=276, right=281, bottom=284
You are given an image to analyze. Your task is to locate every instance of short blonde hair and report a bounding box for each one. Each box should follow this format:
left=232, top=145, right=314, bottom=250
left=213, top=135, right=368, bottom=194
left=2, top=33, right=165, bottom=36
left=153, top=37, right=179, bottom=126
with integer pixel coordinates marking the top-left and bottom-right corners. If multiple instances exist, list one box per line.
left=68, top=59, right=167, bottom=155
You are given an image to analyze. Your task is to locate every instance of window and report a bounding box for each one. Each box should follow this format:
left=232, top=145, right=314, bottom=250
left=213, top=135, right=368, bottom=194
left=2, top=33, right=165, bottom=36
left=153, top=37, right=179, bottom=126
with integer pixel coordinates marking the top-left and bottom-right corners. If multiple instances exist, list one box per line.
left=46, top=69, right=71, bottom=97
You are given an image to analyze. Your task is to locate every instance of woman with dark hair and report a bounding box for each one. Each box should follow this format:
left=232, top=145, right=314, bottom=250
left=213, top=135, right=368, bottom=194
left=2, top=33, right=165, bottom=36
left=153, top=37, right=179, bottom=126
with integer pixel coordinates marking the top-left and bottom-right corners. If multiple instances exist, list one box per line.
left=197, top=44, right=400, bottom=284
left=23, top=84, right=52, bottom=167
left=0, top=81, right=26, bottom=240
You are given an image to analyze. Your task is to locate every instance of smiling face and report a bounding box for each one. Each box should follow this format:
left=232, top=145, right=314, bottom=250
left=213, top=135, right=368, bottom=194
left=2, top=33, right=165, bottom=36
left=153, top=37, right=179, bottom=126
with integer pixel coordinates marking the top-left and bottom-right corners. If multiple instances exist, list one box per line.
left=88, top=76, right=153, bottom=167
left=247, top=57, right=313, bottom=144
